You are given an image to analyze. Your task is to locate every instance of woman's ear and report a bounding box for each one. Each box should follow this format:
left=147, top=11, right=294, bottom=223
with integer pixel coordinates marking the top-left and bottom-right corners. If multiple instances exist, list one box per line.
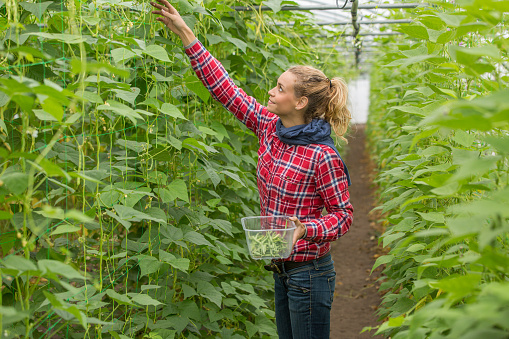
left=295, top=96, right=308, bottom=111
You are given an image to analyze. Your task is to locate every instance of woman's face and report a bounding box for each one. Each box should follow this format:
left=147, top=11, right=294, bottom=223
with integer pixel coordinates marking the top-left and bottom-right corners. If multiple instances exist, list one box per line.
left=267, top=71, right=302, bottom=118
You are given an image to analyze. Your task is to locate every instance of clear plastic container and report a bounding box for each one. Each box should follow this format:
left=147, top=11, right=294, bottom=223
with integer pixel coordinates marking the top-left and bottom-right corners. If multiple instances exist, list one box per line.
left=241, top=216, right=296, bottom=260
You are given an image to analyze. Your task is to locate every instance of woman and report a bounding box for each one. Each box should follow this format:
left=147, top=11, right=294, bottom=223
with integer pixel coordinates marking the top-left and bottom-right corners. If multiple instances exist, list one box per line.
left=151, top=1, right=354, bottom=338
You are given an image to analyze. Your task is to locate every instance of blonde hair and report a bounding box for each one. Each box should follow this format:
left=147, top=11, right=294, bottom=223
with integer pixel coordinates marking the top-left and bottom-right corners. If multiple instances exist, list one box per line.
left=287, top=66, right=351, bottom=143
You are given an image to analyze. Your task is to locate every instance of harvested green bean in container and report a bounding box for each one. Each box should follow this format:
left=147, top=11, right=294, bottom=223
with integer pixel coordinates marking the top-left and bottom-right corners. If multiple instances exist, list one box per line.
left=241, top=216, right=296, bottom=260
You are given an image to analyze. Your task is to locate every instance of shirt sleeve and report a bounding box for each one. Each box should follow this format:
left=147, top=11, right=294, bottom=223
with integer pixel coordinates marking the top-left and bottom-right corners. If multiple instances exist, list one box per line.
left=184, top=40, right=276, bottom=137
left=303, top=149, right=353, bottom=242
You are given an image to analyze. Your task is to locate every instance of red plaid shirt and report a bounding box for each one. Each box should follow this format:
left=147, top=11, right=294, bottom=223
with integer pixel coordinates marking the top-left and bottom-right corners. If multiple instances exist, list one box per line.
left=185, top=40, right=353, bottom=262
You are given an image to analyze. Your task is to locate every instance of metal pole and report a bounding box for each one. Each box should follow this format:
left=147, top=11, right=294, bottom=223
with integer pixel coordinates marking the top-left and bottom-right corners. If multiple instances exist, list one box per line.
left=232, top=3, right=422, bottom=12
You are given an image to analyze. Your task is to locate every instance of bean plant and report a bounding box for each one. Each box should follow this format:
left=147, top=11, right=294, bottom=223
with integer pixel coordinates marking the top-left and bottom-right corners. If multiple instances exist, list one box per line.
left=365, top=0, right=509, bottom=338
left=0, top=0, right=355, bottom=338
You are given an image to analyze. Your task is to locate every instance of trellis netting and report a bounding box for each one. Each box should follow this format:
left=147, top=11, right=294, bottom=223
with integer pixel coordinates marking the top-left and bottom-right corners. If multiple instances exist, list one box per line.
left=0, top=0, right=354, bottom=338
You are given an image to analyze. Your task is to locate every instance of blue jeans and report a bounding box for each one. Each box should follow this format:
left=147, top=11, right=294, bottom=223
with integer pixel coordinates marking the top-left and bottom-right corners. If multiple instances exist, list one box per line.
left=273, top=253, right=336, bottom=339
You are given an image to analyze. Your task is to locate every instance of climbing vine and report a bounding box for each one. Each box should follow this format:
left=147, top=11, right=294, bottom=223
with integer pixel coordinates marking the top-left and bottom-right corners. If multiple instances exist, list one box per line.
left=0, top=0, right=355, bottom=338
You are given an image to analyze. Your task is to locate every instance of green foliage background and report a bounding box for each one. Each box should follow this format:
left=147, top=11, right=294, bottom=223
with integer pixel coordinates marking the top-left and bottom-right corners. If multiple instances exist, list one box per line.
left=366, top=0, right=509, bottom=338
left=0, top=0, right=354, bottom=338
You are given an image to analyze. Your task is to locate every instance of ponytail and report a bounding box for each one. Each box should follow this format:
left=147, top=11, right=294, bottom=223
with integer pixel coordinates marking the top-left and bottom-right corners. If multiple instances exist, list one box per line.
left=287, top=66, right=351, bottom=143
left=327, top=77, right=351, bottom=143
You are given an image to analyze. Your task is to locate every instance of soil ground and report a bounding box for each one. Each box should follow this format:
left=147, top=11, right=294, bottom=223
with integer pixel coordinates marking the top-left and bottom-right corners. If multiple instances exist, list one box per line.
left=330, top=124, right=384, bottom=339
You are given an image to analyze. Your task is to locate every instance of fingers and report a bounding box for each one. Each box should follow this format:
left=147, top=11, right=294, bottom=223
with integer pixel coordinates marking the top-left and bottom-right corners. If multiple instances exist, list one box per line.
left=156, top=0, right=178, bottom=15
left=150, top=1, right=176, bottom=16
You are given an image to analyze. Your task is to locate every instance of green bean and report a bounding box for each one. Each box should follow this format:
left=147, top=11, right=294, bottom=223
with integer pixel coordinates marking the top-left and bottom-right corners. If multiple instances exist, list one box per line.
left=248, top=231, right=289, bottom=258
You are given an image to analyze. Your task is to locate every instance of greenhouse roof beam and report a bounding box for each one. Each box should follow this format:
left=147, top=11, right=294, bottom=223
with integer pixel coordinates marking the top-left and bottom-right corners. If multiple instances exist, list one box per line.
left=279, top=19, right=412, bottom=26
left=232, top=3, right=422, bottom=11
left=317, top=18, right=412, bottom=26
left=312, top=32, right=403, bottom=38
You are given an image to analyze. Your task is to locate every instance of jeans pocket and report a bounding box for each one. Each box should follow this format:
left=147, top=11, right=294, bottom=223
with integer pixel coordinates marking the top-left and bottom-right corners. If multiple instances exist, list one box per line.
left=327, top=272, right=336, bottom=304
left=287, top=273, right=311, bottom=294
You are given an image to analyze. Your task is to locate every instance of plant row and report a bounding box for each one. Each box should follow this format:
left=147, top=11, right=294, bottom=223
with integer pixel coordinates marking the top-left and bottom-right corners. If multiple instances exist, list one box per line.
left=366, top=0, right=509, bottom=338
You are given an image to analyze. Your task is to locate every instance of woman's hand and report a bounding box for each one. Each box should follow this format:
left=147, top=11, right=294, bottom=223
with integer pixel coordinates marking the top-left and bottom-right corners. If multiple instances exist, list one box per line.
left=289, top=217, right=306, bottom=248
left=150, top=0, right=196, bottom=45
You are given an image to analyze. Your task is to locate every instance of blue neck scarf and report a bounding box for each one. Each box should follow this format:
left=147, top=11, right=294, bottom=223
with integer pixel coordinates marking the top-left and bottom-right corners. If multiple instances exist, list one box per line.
left=275, top=118, right=351, bottom=186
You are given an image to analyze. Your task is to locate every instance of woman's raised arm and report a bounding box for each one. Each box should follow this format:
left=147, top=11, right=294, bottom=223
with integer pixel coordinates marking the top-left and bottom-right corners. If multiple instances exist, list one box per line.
left=150, top=0, right=196, bottom=45
left=150, top=0, right=276, bottom=138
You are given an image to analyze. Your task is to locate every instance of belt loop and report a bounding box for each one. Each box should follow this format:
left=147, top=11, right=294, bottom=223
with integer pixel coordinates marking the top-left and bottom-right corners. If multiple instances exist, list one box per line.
left=272, top=261, right=282, bottom=274
left=313, top=258, right=319, bottom=270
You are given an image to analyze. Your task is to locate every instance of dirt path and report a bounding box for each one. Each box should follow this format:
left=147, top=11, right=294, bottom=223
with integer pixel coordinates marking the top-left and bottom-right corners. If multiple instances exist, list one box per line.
left=330, top=124, right=383, bottom=338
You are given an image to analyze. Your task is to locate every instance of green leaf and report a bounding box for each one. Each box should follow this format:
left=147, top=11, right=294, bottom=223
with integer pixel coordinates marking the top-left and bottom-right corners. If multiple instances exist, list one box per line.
left=38, top=260, right=86, bottom=280
left=181, top=284, right=197, bottom=299
left=372, top=255, right=394, bottom=272
left=436, top=13, right=466, bottom=27
left=389, top=105, right=424, bottom=116
left=453, top=130, right=475, bottom=147
left=167, top=179, right=189, bottom=203
left=24, top=32, right=85, bottom=44
left=111, top=47, right=137, bottom=64
left=196, top=281, right=223, bottom=307
left=429, top=274, right=482, bottom=301
left=184, top=231, right=213, bottom=247
left=98, top=100, right=144, bottom=125
left=225, top=37, right=247, bottom=54
left=143, top=45, right=171, bottom=62
left=131, top=293, right=163, bottom=306
left=384, top=54, right=436, bottom=68
left=106, top=289, right=134, bottom=305
left=448, top=156, right=500, bottom=183
left=255, top=314, right=277, bottom=335
left=206, top=34, right=225, bottom=45
left=449, top=45, right=501, bottom=66
left=1, top=172, right=29, bottom=195
left=35, top=206, right=94, bottom=223
left=50, top=224, right=81, bottom=236
left=141, top=285, right=161, bottom=291
left=145, top=207, right=167, bottom=225
left=406, top=244, right=426, bottom=252
left=399, top=25, right=429, bottom=40
left=1, top=255, right=38, bottom=273
left=221, top=170, right=246, bottom=187
left=382, top=233, right=405, bottom=248
left=82, top=15, right=101, bottom=26
left=184, top=75, right=211, bottom=103
left=41, top=97, right=63, bottom=121
left=33, top=109, right=58, bottom=121
left=159, top=103, right=187, bottom=120
left=136, top=255, right=163, bottom=277
left=0, top=306, right=28, bottom=326
left=113, top=205, right=166, bottom=224
left=436, top=30, right=456, bottom=44
left=210, top=121, right=229, bottom=141
left=483, top=135, right=509, bottom=155
left=204, top=164, right=221, bottom=187
left=0, top=211, right=12, bottom=220
left=116, top=139, right=150, bottom=153
left=76, top=90, right=102, bottom=104
left=112, top=88, right=140, bottom=105
left=19, top=1, right=53, bottom=20
left=159, top=250, right=190, bottom=272
left=417, top=212, right=445, bottom=224
left=263, top=0, right=283, bottom=12
left=43, top=292, right=88, bottom=328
